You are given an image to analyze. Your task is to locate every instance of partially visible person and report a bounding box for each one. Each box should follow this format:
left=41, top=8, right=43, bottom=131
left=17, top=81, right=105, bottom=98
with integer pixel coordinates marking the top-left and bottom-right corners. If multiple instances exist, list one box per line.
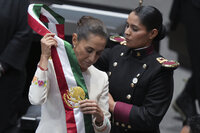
left=28, top=16, right=111, bottom=133
left=180, top=115, right=200, bottom=133
left=95, top=5, right=179, bottom=133
left=0, top=0, right=32, bottom=132
left=169, top=0, right=200, bottom=121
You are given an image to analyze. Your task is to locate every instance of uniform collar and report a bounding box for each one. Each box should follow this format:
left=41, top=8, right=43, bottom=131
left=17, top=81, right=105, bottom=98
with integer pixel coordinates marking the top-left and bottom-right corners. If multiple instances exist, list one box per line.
left=129, top=45, right=154, bottom=57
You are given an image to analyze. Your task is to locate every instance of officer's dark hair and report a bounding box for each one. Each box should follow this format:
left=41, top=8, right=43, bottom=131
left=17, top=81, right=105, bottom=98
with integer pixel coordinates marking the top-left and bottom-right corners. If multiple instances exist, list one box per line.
left=76, top=16, right=108, bottom=41
left=188, top=115, right=200, bottom=133
left=133, top=6, right=166, bottom=41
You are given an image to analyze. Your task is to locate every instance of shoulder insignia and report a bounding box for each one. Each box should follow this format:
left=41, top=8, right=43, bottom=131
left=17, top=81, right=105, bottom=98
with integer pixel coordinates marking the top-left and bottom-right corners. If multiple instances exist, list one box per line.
left=156, top=57, right=180, bottom=69
left=109, top=35, right=126, bottom=45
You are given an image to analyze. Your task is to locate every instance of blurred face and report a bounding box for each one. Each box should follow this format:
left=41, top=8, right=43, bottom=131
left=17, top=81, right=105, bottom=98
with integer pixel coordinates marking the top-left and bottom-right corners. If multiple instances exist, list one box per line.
left=73, top=33, right=106, bottom=72
left=125, top=12, right=154, bottom=49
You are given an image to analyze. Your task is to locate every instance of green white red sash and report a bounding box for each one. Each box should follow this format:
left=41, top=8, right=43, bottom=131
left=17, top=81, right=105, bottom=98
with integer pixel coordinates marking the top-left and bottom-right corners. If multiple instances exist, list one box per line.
left=28, top=4, right=94, bottom=133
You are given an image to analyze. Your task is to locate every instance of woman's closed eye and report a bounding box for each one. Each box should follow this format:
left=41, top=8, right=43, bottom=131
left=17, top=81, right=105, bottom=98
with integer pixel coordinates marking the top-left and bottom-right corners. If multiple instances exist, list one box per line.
left=131, top=25, right=138, bottom=32
left=86, top=47, right=94, bottom=53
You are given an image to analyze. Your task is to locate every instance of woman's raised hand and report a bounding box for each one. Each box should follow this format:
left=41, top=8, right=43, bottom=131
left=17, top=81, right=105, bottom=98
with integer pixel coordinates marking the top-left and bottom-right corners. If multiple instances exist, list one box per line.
left=39, top=33, right=58, bottom=70
left=40, top=33, right=58, bottom=60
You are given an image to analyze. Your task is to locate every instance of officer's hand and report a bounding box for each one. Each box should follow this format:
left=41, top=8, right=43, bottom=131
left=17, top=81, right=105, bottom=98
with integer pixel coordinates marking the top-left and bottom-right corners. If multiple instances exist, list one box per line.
left=108, top=93, right=116, bottom=113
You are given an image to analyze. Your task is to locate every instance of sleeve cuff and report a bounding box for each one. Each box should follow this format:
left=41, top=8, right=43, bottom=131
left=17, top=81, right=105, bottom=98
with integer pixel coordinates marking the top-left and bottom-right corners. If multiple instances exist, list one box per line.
left=114, top=101, right=132, bottom=123
left=38, top=64, right=48, bottom=71
left=93, top=117, right=109, bottom=132
left=31, top=67, right=48, bottom=87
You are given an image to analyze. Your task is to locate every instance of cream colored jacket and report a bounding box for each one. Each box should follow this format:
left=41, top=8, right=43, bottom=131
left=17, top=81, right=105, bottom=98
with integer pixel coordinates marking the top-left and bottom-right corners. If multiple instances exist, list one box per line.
left=29, top=59, right=111, bottom=133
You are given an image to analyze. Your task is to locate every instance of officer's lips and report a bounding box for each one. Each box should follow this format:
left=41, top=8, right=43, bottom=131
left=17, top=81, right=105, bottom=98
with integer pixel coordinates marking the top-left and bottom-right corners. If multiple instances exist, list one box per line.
left=125, top=38, right=130, bottom=42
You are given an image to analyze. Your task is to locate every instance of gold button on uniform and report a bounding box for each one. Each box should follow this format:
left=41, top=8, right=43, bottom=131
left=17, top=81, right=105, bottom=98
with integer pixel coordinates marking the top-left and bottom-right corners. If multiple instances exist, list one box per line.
left=113, top=62, right=118, bottom=67
left=137, top=52, right=141, bottom=56
left=108, top=71, right=111, bottom=76
left=128, top=125, right=131, bottom=129
left=120, top=52, right=124, bottom=56
left=121, top=123, right=125, bottom=127
left=130, top=83, right=134, bottom=88
left=143, top=64, right=147, bottom=69
left=126, top=94, right=131, bottom=100
left=115, top=122, right=119, bottom=126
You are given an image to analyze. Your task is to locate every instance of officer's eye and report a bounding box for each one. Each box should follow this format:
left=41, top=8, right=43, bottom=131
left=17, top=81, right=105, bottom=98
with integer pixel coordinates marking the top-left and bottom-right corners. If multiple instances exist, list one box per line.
left=131, top=25, right=138, bottom=32
left=125, top=22, right=138, bottom=32
left=125, top=23, right=129, bottom=29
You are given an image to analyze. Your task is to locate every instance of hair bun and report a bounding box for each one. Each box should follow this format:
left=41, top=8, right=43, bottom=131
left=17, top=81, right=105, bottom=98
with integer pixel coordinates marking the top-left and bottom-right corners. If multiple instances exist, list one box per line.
left=155, top=24, right=166, bottom=41
left=76, top=16, right=107, bottom=41
left=77, top=16, right=94, bottom=27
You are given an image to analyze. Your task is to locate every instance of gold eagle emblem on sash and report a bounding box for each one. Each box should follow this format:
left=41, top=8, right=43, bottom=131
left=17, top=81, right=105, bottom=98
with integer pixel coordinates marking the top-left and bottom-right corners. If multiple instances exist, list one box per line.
left=63, top=86, right=86, bottom=108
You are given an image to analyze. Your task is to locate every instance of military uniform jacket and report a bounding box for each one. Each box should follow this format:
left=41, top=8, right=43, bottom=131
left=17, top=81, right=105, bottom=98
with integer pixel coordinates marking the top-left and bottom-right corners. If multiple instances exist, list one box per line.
left=95, top=45, right=175, bottom=133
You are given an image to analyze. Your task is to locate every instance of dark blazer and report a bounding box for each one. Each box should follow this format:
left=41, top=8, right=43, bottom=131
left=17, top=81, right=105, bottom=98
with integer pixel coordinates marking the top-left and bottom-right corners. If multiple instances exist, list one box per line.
left=169, top=0, right=200, bottom=99
left=0, top=0, right=32, bottom=131
left=170, top=0, right=200, bottom=30
left=95, top=45, right=176, bottom=133
left=192, top=0, right=200, bottom=8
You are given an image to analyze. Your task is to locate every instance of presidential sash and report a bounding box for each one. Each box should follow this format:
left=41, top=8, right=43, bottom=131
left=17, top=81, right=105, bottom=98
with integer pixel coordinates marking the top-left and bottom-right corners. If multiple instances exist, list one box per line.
left=28, top=4, right=94, bottom=133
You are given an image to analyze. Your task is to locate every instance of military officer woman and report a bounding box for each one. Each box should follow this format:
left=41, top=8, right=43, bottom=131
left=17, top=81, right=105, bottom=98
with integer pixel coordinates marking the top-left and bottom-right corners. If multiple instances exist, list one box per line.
left=95, top=5, right=179, bottom=133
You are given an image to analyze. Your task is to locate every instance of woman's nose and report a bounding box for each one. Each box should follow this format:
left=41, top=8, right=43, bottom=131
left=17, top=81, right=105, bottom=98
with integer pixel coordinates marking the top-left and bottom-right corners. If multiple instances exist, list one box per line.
left=89, top=53, right=97, bottom=62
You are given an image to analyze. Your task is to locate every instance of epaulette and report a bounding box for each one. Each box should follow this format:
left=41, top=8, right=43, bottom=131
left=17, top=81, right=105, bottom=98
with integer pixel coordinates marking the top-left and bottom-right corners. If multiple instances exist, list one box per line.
left=156, top=57, right=180, bottom=69
left=109, top=35, right=126, bottom=45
